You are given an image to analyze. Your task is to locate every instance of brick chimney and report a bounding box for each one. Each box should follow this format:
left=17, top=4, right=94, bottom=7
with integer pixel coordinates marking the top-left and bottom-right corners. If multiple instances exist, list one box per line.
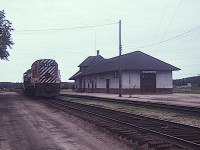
left=97, top=50, right=100, bottom=56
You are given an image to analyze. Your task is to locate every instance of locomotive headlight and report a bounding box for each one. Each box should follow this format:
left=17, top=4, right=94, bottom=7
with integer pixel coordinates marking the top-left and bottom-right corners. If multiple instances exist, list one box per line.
left=35, top=78, right=39, bottom=83
left=56, top=78, right=60, bottom=83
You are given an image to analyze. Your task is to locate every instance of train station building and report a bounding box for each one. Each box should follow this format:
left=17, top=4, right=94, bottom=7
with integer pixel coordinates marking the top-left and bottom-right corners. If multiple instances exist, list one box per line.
left=69, top=51, right=180, bottom=94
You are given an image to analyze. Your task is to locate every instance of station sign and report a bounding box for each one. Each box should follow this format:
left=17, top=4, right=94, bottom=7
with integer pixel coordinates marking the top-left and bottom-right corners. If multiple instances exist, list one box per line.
left=142, top=71, right=156, bottom=74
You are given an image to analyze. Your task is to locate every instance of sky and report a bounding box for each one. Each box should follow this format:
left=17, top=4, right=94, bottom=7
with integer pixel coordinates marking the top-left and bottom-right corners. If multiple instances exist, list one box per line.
left=1, top=0, right=200, bottom=82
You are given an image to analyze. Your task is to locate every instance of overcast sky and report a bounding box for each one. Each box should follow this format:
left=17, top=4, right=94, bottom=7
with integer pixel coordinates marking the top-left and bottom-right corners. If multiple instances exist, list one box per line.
left=1, top=0, right=200, bottom=82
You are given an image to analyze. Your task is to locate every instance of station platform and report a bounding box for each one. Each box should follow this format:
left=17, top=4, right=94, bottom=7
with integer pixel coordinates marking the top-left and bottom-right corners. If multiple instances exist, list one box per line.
left=60, top=91, right=200, bottom=108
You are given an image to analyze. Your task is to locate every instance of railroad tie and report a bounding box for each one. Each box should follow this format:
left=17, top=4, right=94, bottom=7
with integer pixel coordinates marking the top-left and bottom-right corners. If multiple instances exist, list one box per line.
left=148, top=141, right=168, bottom=148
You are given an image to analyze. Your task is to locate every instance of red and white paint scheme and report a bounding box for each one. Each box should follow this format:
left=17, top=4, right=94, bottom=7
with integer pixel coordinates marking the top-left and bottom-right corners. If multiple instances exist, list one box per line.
left=23, top=59, right=61, bottom=97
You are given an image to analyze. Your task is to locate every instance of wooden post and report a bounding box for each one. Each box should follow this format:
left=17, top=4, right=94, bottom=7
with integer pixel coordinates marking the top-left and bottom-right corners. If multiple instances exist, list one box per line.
left=119, top=20, right=122, bottom=97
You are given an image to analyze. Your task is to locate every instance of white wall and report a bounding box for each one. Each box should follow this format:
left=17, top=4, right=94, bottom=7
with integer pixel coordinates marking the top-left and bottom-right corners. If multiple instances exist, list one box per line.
left=156, top=71, right=172, bottom=88
left=96, top=72, right=116, bottom=88
left=93, top=71, right=140, bottom=89
left=78, top=71, right=173, bottom=89
left=83, top=76, right=97, bottom=88
left=95, top=74, right=104, bottom=88
left=75, top=79, right=79, bottom=88
left=122, top=71, right=140, bottom=89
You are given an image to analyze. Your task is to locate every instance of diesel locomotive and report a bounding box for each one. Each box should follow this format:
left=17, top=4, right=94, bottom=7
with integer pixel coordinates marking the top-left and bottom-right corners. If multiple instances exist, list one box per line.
left=23, top=59, right=61, bottom=97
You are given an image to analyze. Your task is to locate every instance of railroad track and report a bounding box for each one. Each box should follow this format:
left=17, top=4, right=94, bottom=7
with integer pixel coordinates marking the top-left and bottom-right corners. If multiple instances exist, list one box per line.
left=39, top=97, right=200, bottom=150
left=61, top=93, right=200, bottom=115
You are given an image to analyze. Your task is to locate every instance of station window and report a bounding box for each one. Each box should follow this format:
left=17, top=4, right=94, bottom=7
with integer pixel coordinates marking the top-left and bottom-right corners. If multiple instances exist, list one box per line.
left=90, top=76, right=92, bottom=83
left=95, top=83, right=97, bottom=88
left=32, top=64, right=37, bottom=71
left=100, top=73, right=104, bottom=79
left=113, top=71, right=118, bottom=78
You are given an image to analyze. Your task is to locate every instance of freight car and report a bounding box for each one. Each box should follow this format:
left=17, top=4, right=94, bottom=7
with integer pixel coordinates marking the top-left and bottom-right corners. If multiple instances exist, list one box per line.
left=23, top=59, right=61, bottom=97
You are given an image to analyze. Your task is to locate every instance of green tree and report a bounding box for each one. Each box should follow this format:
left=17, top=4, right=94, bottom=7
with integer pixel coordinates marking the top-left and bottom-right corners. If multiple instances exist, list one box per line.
left=0, top=10, right=14, bottom=60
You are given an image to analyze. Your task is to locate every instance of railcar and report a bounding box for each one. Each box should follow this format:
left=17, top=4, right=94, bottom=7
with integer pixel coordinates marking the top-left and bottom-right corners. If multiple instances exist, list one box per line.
left=23, top=59, right=61, bottom=97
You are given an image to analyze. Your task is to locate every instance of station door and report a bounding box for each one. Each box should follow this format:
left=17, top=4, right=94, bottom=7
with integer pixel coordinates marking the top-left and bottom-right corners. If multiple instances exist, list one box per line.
left=140, top=73, right=156, bottom=93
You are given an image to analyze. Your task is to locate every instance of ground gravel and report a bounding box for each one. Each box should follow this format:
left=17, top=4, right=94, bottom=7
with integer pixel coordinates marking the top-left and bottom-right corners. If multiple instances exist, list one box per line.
left=0, top=92, right=132, bottom=150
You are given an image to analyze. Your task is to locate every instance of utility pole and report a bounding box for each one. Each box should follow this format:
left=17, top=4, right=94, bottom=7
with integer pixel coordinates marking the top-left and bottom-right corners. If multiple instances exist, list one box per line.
left=119, top=20, right=122, bottom=97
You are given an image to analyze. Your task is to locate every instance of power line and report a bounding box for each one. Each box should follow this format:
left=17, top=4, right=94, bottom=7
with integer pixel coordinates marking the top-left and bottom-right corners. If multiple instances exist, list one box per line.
left=14, top=22, right=118, bottom=33
left=148, top=0, right=170, bottom=52
left=152, top=0, right=183, bottom=54
left=125, top=25, right=200, bottom=50
left=158, top=0, right=183, bottom=46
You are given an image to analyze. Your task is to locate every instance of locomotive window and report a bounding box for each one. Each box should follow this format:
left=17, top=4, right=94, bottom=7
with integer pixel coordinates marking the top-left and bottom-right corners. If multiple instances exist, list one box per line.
left=35, top=64, right=37, bottom=71
left=32, top=64, right=37, bottom=71
left=39, top=63, right=56, bottom=67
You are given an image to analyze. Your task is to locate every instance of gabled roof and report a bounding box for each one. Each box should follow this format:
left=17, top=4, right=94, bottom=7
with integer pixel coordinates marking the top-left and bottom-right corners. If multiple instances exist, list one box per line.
left=69, top=70, right=83, bottom=80
left=69, top=55, right=104, bottom=80
left=84, top=51, right=180, bottom=75
left=78, top=55, right=104, bottom=67
left=69, top=51, right=180, bottom=80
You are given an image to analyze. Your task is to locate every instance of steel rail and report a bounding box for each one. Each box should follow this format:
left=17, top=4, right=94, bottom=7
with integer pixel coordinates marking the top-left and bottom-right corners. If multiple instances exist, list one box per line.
left=40, top=97, right=200, bottom=149
left=61, top=94, right=200, bottom=115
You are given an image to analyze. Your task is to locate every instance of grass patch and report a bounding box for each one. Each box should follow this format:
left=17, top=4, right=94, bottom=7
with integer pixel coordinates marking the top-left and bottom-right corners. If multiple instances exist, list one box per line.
left=61, top=89, right=74, bottom=92
left=173, top=88, right=200, bottom=94
left=59, top=95, right=200, bottom=127
left=60, top=95, right=189, bottom=118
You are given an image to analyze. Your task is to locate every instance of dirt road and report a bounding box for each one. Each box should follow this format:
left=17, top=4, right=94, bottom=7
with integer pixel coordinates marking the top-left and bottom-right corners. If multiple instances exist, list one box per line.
left=0, top=92, right=130, bottom=150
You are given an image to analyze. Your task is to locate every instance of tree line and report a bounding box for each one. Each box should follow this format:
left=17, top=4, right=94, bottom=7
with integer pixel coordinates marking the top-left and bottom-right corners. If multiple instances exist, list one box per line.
left=173, top=76, right=200, bottom=87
